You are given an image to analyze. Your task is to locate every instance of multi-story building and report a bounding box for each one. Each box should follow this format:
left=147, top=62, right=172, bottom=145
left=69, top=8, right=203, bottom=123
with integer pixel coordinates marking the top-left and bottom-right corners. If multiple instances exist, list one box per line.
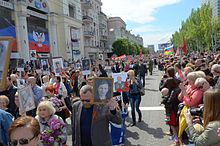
left=99, top=11, right=108, bottom=59
left=0, top=0, right=51, bottom=62
left=201, top=0, right=220, bottom=18
left=81, top=0, right=102, bottom=60
left=0, top=0, right=18, bottom=61
left=107, top=17, right=144, bottom=52
left=49, top=0, right=84, bottom=61
left=0, top=0, right=84, bottom=63
left=107, top=17, right=126, bottom=53
left=147, top=45, right=155, bottom=54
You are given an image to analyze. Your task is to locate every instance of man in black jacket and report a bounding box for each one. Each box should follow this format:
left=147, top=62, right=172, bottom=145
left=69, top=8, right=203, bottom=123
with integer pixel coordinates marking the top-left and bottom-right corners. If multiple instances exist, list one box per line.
left=139, top=60, right=147, bottom=87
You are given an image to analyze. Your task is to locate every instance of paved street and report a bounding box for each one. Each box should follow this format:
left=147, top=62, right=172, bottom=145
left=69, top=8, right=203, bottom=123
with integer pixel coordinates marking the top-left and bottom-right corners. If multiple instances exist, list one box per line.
left=67, top=69, right=173, bottom=146
left=124, top=69, right=172, bottom=146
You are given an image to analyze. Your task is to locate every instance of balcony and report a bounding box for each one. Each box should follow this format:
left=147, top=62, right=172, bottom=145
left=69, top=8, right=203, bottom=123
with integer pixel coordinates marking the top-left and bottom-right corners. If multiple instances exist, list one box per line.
left=82, top=15, right=93, bottom=23
left=99, top=23, right=106, bottom=29
left=81, top=1, right=92, bottom=9
left=100, top=35, right=107, bottom=41
left=84, top=31, right=94, bottom=37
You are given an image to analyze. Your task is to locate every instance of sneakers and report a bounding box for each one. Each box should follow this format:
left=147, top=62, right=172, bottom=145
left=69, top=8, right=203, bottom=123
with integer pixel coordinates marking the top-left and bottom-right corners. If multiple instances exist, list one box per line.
left=165, top=116, right=171, bottom=122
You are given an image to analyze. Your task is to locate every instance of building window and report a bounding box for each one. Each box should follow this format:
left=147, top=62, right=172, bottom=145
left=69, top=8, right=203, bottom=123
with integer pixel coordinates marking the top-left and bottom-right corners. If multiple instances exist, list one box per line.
left=69, top=4, right=76, bottom=18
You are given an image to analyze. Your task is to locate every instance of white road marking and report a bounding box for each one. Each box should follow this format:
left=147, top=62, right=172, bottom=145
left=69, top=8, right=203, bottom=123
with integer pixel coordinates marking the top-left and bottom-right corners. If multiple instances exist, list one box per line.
left=128, top=106, right=165, bottom=111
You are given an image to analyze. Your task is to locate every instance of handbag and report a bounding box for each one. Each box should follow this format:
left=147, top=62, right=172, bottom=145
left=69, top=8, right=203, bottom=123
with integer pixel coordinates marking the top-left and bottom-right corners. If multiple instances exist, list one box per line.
left=62, top=108, right=71, bottom=119
left=138, top=87, right=145, bottom=96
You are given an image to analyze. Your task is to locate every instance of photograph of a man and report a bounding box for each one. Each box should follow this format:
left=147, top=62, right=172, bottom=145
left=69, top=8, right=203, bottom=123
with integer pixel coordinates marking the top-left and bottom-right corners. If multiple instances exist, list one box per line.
left=114, top=76, right=125, bottom=92
left=93, top=78, right=113, bottom=101
left=82, top=59, right=90, bottom=71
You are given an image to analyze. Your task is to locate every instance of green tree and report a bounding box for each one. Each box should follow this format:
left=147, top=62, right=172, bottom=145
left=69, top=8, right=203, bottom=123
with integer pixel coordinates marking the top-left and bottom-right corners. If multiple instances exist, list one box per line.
left=171, top=4, right=220, bottom=52
left=112, top=38, right=146, bottom=56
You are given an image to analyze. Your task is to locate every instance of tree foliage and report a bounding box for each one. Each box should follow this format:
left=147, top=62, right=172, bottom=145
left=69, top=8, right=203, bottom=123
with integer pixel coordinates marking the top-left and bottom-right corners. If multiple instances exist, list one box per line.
left=171, top=4, right=220, bottom=52
left=112, top=38, right=148, bottom=56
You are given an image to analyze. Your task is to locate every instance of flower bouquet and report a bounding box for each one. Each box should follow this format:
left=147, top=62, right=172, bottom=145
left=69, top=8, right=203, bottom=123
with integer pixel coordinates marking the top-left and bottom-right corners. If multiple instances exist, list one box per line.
left=49, top=97, right=63, bottom=112
left=40, top=118, right=66, bottom=146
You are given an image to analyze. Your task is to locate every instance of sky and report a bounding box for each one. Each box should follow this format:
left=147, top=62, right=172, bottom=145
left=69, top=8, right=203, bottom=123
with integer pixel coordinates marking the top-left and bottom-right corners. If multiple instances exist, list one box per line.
left=101, top=0, right=201, bottom=50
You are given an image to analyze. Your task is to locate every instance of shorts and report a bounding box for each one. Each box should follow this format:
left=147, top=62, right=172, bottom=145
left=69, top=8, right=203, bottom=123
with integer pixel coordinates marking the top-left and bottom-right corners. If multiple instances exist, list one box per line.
left=166, top=111, right=177, bottom=126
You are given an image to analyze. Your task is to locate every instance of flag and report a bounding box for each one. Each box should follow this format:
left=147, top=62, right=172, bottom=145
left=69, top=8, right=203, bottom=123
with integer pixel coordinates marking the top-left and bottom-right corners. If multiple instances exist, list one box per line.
left=140, top=51, right=142, bottom=57
left=182, top=39, right=187, bottom=55
left=170, top=47, right=174, bottom=54
left=176, top=47, right=180, bottom=56
left=164, top=45, right=174, bottom=55
left=178, top=106, right=188, bottom=138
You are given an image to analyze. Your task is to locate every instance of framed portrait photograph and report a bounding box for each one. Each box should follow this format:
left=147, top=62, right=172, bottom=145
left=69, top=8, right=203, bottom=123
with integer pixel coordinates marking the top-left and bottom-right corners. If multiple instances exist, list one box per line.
left=52, top=57, right=64, bottom=76
left=30, top=50, right=37, bottom=60
left=41, top=59, right=49, bottom=71
left=112, top=72, right=127, bottom=92
left=18, top=85, right=36, bottom=113
left=82, top=59, right=91, bottom=75
left=93, top=77, right=113, bottom=103
left=0, top=37, right=13, bottom=91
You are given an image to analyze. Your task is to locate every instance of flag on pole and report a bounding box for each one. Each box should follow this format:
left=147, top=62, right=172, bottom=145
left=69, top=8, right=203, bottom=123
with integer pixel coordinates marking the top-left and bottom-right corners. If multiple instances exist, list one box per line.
left=139, top=51, right=142, bottom=57
left=182, top=39, right=187, bottom=55
left=176, top=47, right=180, bottom=56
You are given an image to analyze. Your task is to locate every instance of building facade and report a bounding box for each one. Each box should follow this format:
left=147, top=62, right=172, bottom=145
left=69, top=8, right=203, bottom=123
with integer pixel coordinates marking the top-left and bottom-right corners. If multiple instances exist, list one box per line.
left=49, top=0, right=84, bottom=61
left=99, top=11, right=108, bottom=59
left=147, top=45, right=155, bottom=54
left=0, top=0, right=84, bottom=63
left=201, top=0, right=220, bottom=18
left=107, top=17, right=144, bottom=52
left=81, top=0, right=102, bottom=60
left=0, top=0, right=145, bottom=63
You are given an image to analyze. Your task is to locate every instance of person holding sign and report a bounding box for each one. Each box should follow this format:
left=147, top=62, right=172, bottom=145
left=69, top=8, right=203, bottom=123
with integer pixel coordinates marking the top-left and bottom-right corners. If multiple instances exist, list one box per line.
left=71, top=85, right=121, bottom=146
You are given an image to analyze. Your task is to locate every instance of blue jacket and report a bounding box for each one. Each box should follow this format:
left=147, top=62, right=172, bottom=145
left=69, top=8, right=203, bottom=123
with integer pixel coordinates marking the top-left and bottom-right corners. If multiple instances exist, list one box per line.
left=0, top=109, right=13, bottom=146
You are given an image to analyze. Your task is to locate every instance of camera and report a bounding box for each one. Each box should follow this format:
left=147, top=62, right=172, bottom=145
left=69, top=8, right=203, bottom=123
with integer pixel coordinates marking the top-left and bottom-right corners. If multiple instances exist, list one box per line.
left=190, top=106, right=204, bottom=117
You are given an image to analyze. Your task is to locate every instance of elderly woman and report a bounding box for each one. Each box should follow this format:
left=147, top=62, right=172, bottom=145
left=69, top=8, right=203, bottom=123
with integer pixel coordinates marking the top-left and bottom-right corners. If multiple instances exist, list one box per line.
left=35, top=100, right=67, bottom=146
left=185, top=89, right=220, bottom=146
left=211, top=64, right=220, bottom=87
left=0, top=95, right=10, bottom=113
left=8, top=116, right=40, bottom=146
left=178, top=72, right=205, bottom=107
left=184, top=67, right=193, bottom=78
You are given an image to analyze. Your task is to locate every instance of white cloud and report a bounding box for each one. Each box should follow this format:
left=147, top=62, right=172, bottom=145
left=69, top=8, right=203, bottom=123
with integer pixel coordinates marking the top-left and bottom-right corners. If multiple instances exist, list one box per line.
left=132, top=25, right=160, bottom=34
left=101, top=0, right=181, bottom=24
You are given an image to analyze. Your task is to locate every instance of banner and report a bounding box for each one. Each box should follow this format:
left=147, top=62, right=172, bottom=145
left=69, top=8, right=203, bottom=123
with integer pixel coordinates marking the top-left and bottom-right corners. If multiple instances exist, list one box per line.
left=27, top=16, right=50, bottom=52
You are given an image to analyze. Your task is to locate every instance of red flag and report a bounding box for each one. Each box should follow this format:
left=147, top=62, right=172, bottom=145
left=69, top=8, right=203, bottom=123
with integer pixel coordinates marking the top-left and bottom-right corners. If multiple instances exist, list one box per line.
left=176, top=47, right=180, bottom=56
left=139, top=51, right=142, bottom=57
left=182, top=39, right=187, bottom=55
left=127, top=55, right=131, bottom=62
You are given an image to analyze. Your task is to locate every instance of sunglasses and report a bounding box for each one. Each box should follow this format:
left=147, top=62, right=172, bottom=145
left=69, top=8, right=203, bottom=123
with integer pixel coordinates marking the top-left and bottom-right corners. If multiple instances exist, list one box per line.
left=9, top=135, right=35, bottom=146
left=81, top=99, right=91, bottom=102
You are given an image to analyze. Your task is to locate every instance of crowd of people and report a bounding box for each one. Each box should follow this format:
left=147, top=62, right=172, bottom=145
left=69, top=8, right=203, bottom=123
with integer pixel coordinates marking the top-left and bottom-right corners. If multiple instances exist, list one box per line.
left=159, top=52, right=220, bottom=146
left=1, top=51, right=220, bottom=146
left=0, top=56, right=153, bottom=146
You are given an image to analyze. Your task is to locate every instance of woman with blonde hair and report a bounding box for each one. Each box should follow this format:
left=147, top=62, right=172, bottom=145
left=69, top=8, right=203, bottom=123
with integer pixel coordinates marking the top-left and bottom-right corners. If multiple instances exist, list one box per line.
left=127, top=70, right=143, bottom=126
left=35, top=100, right=67, bottom=145
left=184, top=67, right=193, bottom=77
left=0, top=95, right=10, bottom=113
left=185, top=89, right=220, bottom=146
